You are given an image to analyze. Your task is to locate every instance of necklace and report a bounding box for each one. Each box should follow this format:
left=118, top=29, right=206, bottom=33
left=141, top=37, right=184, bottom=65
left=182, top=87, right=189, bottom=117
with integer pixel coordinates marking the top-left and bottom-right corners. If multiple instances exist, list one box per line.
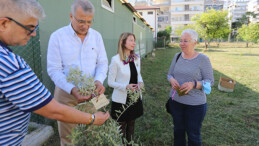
left=123, top=54, right=135, bottom=65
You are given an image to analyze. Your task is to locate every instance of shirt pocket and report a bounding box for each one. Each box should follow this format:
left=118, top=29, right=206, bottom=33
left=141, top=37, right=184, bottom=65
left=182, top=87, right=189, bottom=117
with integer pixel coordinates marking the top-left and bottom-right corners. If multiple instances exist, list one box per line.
left=84, top=45, right=98, bottom=64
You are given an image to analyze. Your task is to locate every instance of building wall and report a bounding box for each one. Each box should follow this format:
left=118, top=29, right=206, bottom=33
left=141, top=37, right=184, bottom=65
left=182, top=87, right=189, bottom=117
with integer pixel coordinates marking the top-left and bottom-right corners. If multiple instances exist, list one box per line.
left=248, top=0, right=259, bottom=23
left=38, top=0, right=154, bottom=92
left=154, top=0, right=171, bottom=31
left=228, top=0, right=249, bottom=22
left=170, top=0, right=204, bottom=37
left=204, top=0, right=224, bottom=11
left=137, top=9, right=158, bottom=39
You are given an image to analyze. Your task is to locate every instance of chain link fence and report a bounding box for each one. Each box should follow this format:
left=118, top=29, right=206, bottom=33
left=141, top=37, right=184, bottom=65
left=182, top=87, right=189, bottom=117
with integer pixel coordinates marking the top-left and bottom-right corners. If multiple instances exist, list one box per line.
left=11, top=30, right=55, bottom=124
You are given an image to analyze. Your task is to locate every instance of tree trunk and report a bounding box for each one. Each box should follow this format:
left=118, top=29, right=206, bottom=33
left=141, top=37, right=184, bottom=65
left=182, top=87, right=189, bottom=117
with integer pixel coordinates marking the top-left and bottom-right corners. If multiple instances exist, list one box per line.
left=246, top=42, right=248, bottom=48
left=228, top=32, right=231, bottom=42
left=217, top=40, right=220, bottom=47
left=205, top=42, right=208, bottom=50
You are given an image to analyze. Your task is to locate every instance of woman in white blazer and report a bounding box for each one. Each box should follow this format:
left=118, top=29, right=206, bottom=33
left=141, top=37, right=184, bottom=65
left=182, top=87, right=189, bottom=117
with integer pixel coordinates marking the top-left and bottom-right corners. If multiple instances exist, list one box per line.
left=108, top=32, right=144, bottom=143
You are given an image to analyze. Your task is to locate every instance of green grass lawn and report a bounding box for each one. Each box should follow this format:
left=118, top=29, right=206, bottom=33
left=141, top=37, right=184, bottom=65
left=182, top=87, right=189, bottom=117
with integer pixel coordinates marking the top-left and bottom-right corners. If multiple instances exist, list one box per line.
left=135, top=42, right=259, bottom=145
left=43, top=42, right=259, bottom=145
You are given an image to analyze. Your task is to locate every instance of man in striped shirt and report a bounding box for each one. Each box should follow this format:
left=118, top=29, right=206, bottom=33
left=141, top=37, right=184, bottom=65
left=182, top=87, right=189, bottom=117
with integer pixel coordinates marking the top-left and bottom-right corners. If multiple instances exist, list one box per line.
left=0, top=0, right=109, bottom=145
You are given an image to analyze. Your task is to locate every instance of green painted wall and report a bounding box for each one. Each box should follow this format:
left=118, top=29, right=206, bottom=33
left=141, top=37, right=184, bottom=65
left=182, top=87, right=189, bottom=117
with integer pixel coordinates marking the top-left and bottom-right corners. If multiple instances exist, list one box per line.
left=39, top=0, right=154, bottom=92
left=90, top=0, right=134, bottom=59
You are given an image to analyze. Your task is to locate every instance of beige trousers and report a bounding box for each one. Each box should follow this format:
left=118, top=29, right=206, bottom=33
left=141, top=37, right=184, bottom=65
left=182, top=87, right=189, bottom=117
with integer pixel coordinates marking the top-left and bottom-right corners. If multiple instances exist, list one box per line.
left=54, top=86, right=77, bottom=146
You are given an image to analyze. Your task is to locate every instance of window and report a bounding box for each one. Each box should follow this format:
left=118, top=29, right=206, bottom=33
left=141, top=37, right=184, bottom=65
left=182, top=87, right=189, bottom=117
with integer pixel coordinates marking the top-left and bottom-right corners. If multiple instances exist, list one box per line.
left=175, top=7, right=184, bottom=11
left=133, top=16, right=137, bottom=23
left=139, top=12, right=143, bottom=16
left=148, top=11, right=153, bottom=15
left=165, top=16, right=168, bottom=22
left=158, top=17, right=164, bottom=22
left=184, top=14, right=189, bottom=21
left=192, top=6, right=199, bottom=11
left=185, top=5, right=189, bottom=11
left=101, top=0, right=114, bottom=13
left=172, top=16, right=184, bottom=21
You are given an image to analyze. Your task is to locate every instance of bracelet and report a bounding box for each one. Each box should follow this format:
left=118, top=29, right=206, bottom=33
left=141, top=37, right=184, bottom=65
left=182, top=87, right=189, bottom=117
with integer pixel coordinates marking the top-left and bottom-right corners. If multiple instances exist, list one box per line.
left=194, top=80, right=197, bottom=88
left=86, top=114, right=92, bottom=125
left=89, top=114, right=95, bottom=125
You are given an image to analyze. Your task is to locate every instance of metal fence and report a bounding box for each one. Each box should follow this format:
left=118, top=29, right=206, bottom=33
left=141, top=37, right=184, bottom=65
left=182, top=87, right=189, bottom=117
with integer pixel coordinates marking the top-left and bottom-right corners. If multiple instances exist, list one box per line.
left=11, top=31, right=42, bottom=80
left=11, top=31, right=51, bottom=124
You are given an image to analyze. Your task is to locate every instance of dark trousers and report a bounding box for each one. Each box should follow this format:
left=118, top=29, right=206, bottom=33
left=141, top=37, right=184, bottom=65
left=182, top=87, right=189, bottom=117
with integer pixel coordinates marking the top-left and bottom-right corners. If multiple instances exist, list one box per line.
left=169, top=100, right=207, bottom=146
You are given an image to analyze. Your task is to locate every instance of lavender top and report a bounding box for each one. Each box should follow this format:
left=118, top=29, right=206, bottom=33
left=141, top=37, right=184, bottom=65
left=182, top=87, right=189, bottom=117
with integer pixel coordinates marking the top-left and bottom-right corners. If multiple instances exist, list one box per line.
left=167, top=53, right=214, bottom=105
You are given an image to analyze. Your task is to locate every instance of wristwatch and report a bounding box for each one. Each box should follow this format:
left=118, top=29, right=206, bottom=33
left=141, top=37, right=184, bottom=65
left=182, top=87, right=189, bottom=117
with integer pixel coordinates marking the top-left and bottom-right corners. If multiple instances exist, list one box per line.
left=89, top=114, right=95, bottom=125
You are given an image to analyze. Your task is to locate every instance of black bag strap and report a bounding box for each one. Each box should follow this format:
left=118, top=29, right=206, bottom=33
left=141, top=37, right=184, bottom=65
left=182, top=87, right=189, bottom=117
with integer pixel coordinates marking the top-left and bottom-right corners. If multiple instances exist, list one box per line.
left=166, top=52, right=182, bottom=114
left=169, top=52, right=181, bottom=87
left=175, top=52, right=181, bottom=63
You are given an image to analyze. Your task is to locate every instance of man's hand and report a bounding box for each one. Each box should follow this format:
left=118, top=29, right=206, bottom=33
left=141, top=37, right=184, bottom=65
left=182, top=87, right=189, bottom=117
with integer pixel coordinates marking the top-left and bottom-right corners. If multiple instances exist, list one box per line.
left=95, top=81, right=105, bottom=95
left=71, top=87, right=91, bottom=103
left=93, top=111, right=110, bottom=125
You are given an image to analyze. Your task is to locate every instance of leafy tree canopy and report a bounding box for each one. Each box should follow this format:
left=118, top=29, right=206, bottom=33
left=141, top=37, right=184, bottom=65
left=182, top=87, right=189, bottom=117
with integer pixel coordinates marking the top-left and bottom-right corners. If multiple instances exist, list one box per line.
left=157, top=25, right=172, bottom=43
left=174, top=24, right=196, bottom=37
left=237, top=23, right=259, bottom=45
left=234, top=11, right=257, bottom=28
left=192, top=8, right=230, bottom=42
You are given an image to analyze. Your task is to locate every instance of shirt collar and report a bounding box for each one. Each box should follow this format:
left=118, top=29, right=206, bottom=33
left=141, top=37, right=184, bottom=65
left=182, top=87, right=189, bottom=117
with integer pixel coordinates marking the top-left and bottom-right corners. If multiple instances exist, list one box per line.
left=68, top=23, right=91, bottom=38
left=68, top=23, right=76, bottom=36
left=0, top=40, right=13, bottom=52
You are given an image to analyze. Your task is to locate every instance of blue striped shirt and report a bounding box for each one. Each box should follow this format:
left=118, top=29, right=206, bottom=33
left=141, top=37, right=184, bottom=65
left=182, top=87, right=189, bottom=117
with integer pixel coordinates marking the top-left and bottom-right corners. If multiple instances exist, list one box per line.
left=167, top=53, right=214, bottom=105
left=0, top=41, right=52, bottom=145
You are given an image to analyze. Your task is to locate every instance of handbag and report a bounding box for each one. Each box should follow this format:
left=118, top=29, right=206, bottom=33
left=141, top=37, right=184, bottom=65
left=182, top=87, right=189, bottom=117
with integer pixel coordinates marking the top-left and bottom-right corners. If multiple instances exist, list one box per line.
left=165, top=98, right=171, bottom=113
left=166, top=90, right=176, bottom=114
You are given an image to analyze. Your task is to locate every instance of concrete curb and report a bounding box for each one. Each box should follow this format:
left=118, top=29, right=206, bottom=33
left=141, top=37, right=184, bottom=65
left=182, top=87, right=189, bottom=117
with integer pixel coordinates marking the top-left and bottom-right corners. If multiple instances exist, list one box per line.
left=22, top=122, right=54, bottom=146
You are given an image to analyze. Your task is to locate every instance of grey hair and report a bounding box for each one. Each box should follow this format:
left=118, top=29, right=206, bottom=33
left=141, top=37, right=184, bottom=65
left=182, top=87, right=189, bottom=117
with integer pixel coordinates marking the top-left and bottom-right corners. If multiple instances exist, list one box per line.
left=181, top=29, right=198, bottom=42
left=71, top=0, right=95, bottom=16
left=0, top=0, right=45, bottom=20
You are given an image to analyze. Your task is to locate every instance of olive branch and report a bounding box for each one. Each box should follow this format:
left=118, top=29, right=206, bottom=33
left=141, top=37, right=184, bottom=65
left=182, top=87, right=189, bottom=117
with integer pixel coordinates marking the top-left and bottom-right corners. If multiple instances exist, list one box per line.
left=66, top=67, right=144, bottom=145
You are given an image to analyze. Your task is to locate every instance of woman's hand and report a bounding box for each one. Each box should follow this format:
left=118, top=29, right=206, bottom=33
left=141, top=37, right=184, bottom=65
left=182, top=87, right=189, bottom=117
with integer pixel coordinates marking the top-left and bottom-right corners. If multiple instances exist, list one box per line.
left=169, top=78, right=180, bottom=90
left=126, top=84, right=138, bottom=91
left=179, top=82, right=194, bottom=94
left=138, top=82, right=144, bottom=89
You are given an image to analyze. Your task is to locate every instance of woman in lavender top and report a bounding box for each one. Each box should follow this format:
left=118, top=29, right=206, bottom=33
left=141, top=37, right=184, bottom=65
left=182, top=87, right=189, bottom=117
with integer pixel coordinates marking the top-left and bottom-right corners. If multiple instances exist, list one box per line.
left=167, top=29, right=214, bottom=146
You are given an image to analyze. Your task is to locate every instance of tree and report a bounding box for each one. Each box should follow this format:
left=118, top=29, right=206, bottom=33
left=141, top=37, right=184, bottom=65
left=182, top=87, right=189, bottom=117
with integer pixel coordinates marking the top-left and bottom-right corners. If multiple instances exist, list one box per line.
left=157, top=26, right=172, bottom=47
left=174, top=24, right=196, bottom=37
left=192, top=8, right=230, bottom=49
left=165, top=25, right=172, bottom=36
left=237, top=23, right=259, bottom=47
left=235, top=11, right=257, bottom=28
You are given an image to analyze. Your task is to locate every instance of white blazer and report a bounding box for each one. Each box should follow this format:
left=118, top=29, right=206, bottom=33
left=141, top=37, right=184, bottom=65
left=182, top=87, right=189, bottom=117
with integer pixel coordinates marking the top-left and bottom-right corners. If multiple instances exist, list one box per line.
left=108, top=54, right=144, bottom=104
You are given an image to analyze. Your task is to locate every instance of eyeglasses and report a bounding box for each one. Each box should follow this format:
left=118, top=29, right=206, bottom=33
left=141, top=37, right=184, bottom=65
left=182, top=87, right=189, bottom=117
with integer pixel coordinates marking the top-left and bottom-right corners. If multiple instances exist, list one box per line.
left=6, top=17, right=39, bottom=35
left=73, top=16, right=93, bottom=25
left=179, top=40, right=193, bottom=43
